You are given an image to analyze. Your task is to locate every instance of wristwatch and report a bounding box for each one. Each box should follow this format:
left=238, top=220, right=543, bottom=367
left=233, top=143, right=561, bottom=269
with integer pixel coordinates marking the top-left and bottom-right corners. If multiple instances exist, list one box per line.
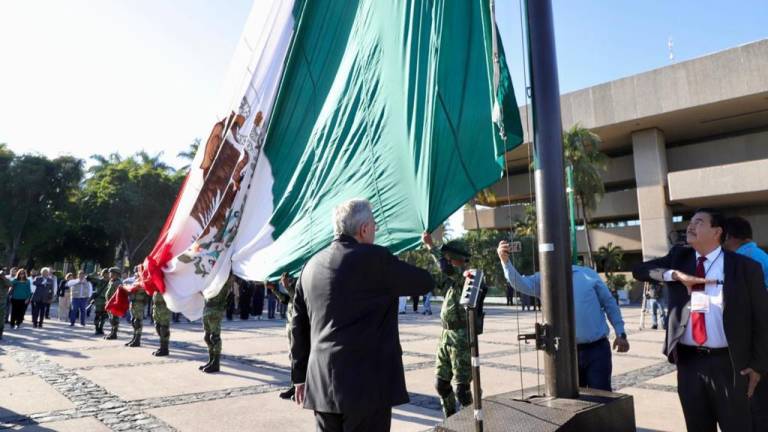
left=619, top=333, right=627, bottom=340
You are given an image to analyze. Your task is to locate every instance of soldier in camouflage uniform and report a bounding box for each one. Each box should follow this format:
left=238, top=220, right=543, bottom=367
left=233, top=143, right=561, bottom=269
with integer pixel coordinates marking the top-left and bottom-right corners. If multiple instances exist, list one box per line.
left=200, top=276, right=230, bottom=373
left=422, top=232, right=472, bottom=418
left=151, top=292, right=171, bottom=356
left=88, top=269, right=109, bottom=336
left=104, top=268, right=122, bottom=340
left=0, top=271, right=10, bottom=339
left=272, top=272, right=297, bottom=400
left=126, top=278, right=149, bottom=348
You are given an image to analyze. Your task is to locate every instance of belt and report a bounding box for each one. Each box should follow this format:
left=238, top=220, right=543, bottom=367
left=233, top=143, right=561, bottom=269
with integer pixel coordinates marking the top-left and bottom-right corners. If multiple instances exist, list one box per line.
left=577, top=337, right=607, bottom=350
left=677, top=344, right=729, bottom=356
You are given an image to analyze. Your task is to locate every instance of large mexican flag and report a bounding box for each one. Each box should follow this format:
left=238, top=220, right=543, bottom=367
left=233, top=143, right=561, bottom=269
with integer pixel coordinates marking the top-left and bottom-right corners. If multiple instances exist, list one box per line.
left=142, top=0, right=523, bottom=320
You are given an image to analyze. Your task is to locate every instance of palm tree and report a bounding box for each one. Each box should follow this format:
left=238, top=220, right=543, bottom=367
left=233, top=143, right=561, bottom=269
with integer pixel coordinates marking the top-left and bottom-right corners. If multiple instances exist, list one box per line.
left=596, top=242, right=624, bottom=277
left=513, top=204, right=537, bottom=238
left=88, top=152, right=123, bottom=176
left=177, top=138, right=201, bottom=172
left=563, top=124, right=608, bottom=268
left=134, top=150, right=172, bottom=172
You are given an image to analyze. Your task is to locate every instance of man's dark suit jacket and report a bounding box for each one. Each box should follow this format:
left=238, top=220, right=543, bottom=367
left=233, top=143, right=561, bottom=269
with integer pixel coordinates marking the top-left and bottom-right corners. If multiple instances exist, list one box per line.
left=633, top=246, right=768, bottom=373
left=290, top=235, right=435, bottom=414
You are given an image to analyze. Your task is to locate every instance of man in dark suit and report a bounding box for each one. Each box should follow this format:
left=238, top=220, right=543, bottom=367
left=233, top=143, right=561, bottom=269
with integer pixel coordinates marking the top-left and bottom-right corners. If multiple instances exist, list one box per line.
left=290, top=199, right=434, bottom=432
left=633, top=208, right=768, bottom=432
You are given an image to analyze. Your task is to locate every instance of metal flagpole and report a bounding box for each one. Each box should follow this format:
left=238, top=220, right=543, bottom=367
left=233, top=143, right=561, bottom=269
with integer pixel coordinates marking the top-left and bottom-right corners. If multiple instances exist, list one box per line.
left=525, top=0, right=579, bottom=398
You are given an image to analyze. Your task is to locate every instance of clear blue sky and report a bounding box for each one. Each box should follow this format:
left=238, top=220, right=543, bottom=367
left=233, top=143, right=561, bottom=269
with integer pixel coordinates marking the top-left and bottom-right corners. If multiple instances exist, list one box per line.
left=0, top=1, right=766, bottom=168
left=497, top=0, right=768, bottom=106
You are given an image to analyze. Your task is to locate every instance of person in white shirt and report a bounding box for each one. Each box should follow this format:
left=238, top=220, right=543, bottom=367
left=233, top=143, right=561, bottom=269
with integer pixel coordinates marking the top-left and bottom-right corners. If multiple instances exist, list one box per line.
left=633, top=208, right=768, bottom=432
left=67, top=270, right=93, bottom=327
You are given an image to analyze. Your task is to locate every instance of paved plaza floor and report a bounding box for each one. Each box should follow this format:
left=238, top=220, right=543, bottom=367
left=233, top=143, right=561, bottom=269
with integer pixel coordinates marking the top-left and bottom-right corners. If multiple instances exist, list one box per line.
left=0, top=304, right=683, bottom=431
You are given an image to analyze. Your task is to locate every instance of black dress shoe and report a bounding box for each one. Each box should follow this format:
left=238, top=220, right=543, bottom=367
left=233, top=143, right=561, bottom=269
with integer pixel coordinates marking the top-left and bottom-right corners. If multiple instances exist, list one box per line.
left=279, top=386, right=296, bottom=400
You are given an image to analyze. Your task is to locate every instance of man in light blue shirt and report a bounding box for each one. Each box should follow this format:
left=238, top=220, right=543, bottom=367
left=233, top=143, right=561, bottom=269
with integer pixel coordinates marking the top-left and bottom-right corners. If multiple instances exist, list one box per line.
left=497, top=241, right=629, bottom=391
left=723, top=216, right=768, bottom=431
left=724, top=216, right=768, bottom=288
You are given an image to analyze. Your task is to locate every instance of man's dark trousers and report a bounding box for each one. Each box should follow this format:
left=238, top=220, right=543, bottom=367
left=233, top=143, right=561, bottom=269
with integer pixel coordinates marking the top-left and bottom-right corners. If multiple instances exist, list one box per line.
left=314, top=407, right=391, bottom=432
left=238, top=283, right=253, bottom=320
left=676, top=345, right=751, bottom=432
left=577, top=337, right=612, bottom=391
left=752, top=376, right=768, bottom=431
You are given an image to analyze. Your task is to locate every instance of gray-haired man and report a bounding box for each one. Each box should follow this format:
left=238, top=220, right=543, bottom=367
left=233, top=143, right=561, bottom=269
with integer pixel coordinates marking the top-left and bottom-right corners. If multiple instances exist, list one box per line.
left=291, top=198, right=434, bottom=432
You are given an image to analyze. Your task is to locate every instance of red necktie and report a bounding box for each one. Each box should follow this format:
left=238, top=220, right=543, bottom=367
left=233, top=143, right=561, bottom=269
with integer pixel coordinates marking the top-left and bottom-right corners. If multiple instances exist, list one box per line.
left=691, top=256, right=707, bottom=345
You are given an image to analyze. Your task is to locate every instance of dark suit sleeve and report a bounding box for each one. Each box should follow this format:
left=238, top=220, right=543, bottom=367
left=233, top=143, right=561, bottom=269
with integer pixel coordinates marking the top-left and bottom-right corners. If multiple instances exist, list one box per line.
left=384, top=251, right=434, bottom=297
left=633, top=250, right=675, bottom=282
left=290, top=272, right=310, bottom=384
left=746, top=259, right=768, bottom=374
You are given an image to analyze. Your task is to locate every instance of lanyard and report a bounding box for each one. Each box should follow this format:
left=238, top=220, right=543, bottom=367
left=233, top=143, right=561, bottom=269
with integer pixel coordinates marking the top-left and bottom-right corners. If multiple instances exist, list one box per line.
left=700, top=250, right=723, bottom=283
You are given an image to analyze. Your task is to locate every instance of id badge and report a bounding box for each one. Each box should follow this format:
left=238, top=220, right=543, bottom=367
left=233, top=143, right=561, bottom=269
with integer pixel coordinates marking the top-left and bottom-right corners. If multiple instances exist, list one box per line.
left=690, top=291, right=710, bottom=313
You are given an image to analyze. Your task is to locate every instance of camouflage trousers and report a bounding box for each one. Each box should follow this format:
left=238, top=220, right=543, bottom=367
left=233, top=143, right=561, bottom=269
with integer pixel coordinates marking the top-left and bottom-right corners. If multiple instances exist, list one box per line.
left=435, top=328, right=472, bottom=416
left=131, top=304, right=144, bottom=337
left=131, top=317, right=143, bottom=337
left=93, top=309, right=107, bottom=331
left=435, top=328, right=472, bottom=383
left=155, top=324, right=170, bottom=345
left=108, top=313, right=120, bottom=332
left=203, top=315, right=222, bottom=356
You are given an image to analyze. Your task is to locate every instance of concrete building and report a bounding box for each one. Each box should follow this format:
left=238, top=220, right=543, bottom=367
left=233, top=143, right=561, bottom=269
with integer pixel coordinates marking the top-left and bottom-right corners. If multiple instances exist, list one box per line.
left=465, top=38, right=768, bottom=267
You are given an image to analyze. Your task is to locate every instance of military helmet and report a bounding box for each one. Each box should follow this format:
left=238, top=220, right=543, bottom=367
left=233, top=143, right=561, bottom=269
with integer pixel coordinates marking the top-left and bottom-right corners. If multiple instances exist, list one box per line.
left=440, top=240, right=471, bottom=261
left=108, top=267, right=121, bottom=275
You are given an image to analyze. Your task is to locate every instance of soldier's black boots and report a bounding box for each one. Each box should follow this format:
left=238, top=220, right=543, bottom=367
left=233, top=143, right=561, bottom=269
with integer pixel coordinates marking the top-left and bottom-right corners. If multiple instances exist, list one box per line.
left=105, top=329, right=118, bottom=340
left=202, top=355, right=220, bottom=373
left=279, top=386, right=295, bottom=400
left=127, top=334, right=141, bottom=347
left=152, top=342, right=169, bottom=357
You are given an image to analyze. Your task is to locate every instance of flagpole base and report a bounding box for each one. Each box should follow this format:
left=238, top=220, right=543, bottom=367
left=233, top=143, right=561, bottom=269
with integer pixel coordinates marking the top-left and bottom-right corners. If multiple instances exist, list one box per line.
left=435, top=388, right=635, bottom=432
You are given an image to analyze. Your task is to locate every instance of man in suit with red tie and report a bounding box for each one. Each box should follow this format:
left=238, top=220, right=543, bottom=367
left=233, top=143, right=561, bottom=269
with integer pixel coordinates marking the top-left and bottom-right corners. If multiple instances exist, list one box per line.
left=634, top=208, right=768, bottom=432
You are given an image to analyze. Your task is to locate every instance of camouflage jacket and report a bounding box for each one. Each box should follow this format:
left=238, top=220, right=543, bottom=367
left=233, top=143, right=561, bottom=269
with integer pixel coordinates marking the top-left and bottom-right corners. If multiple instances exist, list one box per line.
left=90, top=278, right=109, bottom=308
left=429, top=249, right=467, bottom=330
left=273, top=280, right=296, bottom=323
left=104, top=278, right=122, bottom=304
left=129, top=287, right=149, bottom=306
left=203, top=280, right=230, bottom=319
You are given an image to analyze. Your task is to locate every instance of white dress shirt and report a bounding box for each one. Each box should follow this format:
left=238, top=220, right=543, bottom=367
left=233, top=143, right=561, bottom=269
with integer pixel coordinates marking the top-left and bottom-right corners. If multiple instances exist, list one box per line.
left=665, top=247, right=727, bottom=348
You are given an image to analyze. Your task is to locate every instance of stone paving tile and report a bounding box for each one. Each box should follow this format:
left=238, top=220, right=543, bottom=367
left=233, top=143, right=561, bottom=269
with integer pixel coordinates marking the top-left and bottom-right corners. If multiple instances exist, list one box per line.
left=5, top=350, right=172, bottom=431
left=0, top=352, right=27, bottom=378
left=147, top=391, right=314, bottom=432
left=80, top=360, right=289, bottom=401
left=621, top=387, right=686, bottom=431
left=20, top=416, right=111, bottom=432
left=645, top=371, right=677, bottom=387
left=48, top=345, right=203, bottom=370
left=0, top=375, right=75, bottom=417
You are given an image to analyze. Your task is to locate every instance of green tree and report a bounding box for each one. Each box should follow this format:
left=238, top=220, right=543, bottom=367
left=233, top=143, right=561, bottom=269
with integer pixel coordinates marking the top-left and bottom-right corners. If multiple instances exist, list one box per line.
left=563, top=124, right=608, bottom=268
left=461, top=229, right=513, bottom=295
left=596, top=242, right=624, bottom=277
left=177, top=138, right=201, bottom=172
left=0, top=153, right=84, bottom=266
left=512, top=204, right=537, bottom=238
left=80, top=152, right=182, bottom=269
